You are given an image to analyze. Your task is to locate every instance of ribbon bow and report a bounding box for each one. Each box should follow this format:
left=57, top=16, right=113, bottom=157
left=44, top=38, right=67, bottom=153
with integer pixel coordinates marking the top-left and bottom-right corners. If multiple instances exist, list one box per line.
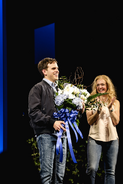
left=53, top=108, right=83, bottom=163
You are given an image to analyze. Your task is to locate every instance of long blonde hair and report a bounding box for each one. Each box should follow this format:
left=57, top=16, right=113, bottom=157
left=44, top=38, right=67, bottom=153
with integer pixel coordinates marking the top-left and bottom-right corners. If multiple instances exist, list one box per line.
left=91, top=75, right=117, bottom=103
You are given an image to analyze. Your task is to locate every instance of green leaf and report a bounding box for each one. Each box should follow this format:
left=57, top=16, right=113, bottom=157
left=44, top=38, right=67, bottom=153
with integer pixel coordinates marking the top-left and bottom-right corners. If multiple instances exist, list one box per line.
left=64, top=99, right=76, bottom=109
left=56, top=104, right=64, bottom=110
left=86, top=93, right=108, bottom=104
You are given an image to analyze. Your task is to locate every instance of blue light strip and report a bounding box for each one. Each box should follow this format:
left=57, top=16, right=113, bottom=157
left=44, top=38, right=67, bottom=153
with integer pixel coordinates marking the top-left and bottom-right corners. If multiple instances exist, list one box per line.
left=0, top=0, right=3, bottom=153
left=34, top=23, right=55, bottom=64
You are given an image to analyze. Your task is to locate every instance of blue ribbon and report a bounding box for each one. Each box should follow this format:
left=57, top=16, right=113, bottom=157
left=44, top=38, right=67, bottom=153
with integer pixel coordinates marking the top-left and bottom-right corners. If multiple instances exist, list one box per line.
left=53, top=108, right=83, bottom=163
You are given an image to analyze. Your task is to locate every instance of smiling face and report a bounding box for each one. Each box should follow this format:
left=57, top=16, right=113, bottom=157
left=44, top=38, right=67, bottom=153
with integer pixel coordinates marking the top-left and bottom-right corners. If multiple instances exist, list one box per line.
left=96, top=79, right=107, bottom=93
left=42, top=62, right=59, bottom=82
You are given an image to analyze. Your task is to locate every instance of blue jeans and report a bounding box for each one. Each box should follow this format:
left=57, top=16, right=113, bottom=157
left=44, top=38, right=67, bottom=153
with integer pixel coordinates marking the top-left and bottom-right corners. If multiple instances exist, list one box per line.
left=37, top=134, right=67, bottom=184
left=86, top=137, right=119, bottom=184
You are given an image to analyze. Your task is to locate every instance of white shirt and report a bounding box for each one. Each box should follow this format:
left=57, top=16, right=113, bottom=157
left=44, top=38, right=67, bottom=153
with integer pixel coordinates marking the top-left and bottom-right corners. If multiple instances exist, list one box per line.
left=43, top=78, right=57, bottom=92
left=89, top=106, right=118, bottom=142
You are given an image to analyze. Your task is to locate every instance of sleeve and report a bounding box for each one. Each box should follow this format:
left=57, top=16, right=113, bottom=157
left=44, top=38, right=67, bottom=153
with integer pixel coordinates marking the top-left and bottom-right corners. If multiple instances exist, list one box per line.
left=28, top=85, right=55, bottom=127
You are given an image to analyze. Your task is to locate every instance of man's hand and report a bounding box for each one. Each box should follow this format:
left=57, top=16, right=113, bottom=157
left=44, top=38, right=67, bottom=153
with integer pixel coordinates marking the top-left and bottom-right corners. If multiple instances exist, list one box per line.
left=53, top=121, right=66, bottom=131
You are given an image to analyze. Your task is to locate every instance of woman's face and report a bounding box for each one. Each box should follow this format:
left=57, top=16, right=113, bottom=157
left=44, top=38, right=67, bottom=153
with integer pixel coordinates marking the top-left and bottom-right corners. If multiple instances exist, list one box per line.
left=96, top=79, right=107, bottom=93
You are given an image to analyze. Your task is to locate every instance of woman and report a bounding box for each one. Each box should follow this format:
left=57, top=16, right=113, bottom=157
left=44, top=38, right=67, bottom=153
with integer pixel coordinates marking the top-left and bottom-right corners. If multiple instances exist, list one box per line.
left=86, top=75, right=120, bottom=184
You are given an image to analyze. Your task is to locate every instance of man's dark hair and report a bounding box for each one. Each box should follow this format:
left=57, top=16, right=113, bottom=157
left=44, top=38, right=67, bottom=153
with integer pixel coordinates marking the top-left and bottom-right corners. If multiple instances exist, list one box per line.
left=38, top=57, right=57, bottom=76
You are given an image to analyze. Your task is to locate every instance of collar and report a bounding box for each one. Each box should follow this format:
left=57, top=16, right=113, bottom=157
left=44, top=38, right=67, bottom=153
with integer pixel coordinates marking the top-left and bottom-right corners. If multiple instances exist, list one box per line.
left=43, top=78, right=57, bottom=89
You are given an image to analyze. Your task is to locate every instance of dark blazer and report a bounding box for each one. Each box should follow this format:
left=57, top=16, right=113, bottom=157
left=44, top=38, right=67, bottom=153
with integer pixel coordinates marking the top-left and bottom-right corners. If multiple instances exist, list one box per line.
left=28, top=80, right=57, bottom=136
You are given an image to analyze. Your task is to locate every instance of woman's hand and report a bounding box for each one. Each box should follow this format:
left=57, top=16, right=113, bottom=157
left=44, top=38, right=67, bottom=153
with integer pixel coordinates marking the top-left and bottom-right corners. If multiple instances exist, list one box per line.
left=107, top=98, right=120, bottom=126
left=108, top=97, right=116, bottom=110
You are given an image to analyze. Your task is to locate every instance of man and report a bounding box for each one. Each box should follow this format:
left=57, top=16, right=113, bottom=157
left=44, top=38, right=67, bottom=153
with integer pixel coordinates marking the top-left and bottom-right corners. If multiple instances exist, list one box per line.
left=28, top=58, right=67, bottom=184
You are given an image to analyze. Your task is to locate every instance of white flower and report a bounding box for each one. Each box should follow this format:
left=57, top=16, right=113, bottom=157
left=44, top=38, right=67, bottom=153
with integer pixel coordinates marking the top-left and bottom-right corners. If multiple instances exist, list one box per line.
left=79, top=89, right=90, bottom=103
left=63, top=84, right=74, bottom=93
left=80, top=89, right=90, bottom=98
left=68, top=93, right=75, bottom=99
left=80, top=95, right=87, bottom=103
left=63, top=84, right=75, bottom=99
left=73, top=86, right=80, bottom=94
left=55, top=94, right=68, bottom=106
left=72, top=97, right=83, bottom=109
left=58, top=88, right=63, bottom=95
left=55, top=95, right=64, bottom=106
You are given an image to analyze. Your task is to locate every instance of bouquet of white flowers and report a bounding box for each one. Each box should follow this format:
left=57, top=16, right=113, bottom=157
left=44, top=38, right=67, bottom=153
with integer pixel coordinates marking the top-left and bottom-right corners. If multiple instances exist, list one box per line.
left=53, top=83, right=91, bottom=163
left=55, top=84, right=90, bottom=110
left=53, top=81, right=107, bottom=163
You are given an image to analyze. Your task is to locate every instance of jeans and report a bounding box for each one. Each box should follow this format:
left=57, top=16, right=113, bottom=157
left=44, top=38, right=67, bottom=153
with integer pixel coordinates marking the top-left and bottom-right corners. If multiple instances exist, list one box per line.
left=86, top=137, right=119, bottom=184
left=37, top=134, right=67, bottom=184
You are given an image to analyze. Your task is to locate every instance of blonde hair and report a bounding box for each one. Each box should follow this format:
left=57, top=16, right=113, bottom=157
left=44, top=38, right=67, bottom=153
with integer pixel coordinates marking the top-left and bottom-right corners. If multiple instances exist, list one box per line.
left=91, top=75, right=117, bottom=103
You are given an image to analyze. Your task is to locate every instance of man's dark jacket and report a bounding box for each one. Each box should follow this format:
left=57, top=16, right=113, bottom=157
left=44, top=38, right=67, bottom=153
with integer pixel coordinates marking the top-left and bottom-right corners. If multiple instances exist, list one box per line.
left=28, top=80, right=57, bottom=136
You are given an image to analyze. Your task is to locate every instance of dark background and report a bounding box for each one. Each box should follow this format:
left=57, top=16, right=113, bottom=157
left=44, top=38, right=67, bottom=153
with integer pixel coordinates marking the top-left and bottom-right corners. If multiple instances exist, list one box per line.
left=0, top=1, right=122, bottom=183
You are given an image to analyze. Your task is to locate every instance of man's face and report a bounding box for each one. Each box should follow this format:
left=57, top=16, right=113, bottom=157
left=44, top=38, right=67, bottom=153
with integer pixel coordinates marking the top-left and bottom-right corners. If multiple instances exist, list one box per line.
left=42, top=62, right=59, bottom=82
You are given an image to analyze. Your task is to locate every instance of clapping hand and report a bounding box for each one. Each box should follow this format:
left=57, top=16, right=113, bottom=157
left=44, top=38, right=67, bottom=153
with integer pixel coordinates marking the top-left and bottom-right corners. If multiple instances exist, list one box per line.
left=108, top=97, right=116, bottom=110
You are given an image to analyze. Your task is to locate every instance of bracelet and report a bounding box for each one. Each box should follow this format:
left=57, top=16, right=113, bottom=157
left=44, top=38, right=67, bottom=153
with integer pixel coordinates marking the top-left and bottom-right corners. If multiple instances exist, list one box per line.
left=97, top=109, right=100, bottom=114
left=110, top=108, right=114, bottom=112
